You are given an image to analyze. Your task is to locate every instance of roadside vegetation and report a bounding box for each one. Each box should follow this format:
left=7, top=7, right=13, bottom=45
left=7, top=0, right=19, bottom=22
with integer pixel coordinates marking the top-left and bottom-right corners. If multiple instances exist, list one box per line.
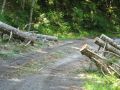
left=85, top=72, right=120, bottom=90
left=0, top=37, right=46, bottom=60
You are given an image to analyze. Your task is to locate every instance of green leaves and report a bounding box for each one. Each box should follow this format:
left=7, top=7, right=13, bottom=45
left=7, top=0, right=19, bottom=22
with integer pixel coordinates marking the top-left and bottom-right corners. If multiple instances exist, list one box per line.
left=1, top=0, right=120, bottom=38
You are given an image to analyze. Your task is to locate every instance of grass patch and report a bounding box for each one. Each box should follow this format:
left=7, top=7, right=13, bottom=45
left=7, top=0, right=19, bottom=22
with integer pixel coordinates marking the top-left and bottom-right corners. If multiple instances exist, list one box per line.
left=0, top=43, right=33, bottom=59
left=85, top=73, right=120, bottom=90
left=0, top=38, right=44, bottom=59
left=53, top=30, right=118, bottom=40
left=14, top=60, right=43, bottom=77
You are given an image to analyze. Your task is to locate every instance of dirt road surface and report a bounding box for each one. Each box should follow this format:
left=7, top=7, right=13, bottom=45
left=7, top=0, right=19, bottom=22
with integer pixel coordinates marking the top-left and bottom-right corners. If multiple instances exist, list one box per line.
left=0, top=39, right=98, bottom=90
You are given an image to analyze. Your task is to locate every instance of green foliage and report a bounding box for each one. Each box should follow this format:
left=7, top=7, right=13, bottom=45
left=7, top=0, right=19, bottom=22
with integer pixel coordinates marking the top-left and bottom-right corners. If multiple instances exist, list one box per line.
left=1, top=0, right=120, bottom=38
left=0, top=11, right=28, bottom=29
left=72, top=1, right=114, bottom=33
left=85, top=73, right=120, bottom=90
left=0, top=38, right=36, bottom=59
left=34, top=11, right=71, bottom=37
left=0, top=13, right=6, bottom=22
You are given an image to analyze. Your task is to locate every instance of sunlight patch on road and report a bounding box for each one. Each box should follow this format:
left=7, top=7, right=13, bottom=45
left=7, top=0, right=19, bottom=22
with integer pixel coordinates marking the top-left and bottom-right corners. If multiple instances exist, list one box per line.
left=36, top=49, right=48, bottom=53
left=8, top=78, right=23, bottom=82
left=50, top=86, right=69, bottom=89
left=71, top=46, right=80, bottom=50
left=77, top=73, right=88, bottom=79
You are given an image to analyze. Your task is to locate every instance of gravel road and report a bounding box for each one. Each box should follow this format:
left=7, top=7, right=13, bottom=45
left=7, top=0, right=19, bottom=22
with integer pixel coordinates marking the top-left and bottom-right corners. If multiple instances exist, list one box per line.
left=0, top=39, right=102, bottom=90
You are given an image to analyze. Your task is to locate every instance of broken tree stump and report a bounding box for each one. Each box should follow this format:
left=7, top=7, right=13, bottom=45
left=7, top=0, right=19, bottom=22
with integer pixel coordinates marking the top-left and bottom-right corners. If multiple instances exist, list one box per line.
left=94, top=37, right=120, bottom=56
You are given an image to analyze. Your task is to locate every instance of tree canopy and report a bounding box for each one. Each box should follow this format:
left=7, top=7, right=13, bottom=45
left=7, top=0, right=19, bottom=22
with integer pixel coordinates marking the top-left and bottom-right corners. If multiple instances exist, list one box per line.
left=0, top=0, right=120, bottom=38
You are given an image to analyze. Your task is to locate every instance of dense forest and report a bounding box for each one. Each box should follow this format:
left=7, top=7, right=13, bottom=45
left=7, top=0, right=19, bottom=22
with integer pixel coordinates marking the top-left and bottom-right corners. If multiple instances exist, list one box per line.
left=0, top=0, right=120, bottom=38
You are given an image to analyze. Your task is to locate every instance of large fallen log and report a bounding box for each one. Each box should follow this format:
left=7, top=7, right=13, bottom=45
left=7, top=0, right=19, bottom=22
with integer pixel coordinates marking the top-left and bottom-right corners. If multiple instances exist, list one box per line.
left=80, top=44, right=106, bottom=60
left=80, top=34, right=120, bottom=76
left=94, top=37, right=120, bottom=56
left=36, top=34, right=58, bottom=41
left=80, top=44, right=111, bottom=74
left=100, top=34, right=120, bottom=50
left=80, top=44, right=120, bottom=76
left=0, top=21, right=58, bottom=44
left=0, top=21, right=37, bottom=44
left=23, top=32, right=58, bottom=41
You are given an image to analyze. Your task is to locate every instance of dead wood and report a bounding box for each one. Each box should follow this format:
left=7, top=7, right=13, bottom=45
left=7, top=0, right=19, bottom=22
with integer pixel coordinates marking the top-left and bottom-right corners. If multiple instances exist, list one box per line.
left=94, top=37, right=120, bottom=56
left=100, top=34, right=120, bottom=50
left=80, top=44, right=120, bottom=76
left=0, top=21, right=37, bottom=43
left=0, top=21, right=58, bottom=44
left=80, top=34, right=120, bottom=77
left=80, top=44, right=110, bottom=74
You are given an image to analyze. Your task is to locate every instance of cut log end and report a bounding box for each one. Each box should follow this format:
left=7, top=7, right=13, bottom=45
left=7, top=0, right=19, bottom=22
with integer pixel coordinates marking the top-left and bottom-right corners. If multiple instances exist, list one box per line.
left=80, top=44, right=89, bottom=52
left=94, top=37, right=101, bottom=43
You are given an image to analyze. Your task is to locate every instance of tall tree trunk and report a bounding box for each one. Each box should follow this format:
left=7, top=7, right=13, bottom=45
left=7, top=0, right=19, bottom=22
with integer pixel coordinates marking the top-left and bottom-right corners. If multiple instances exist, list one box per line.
left=28, top=0, right=35, bottom=31
left=22, top=0, right=25, bottom=10
left=1, top=0, right=6, bottom=14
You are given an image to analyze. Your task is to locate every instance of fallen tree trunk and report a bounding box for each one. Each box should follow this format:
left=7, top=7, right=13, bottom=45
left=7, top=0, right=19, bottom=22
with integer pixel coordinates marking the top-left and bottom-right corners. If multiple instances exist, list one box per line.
left=80, top=44, right=120, bottom=76
left=0, top=21, right=37, bottom=43
left=23, top=32, right=58, bottom=41
left=100, top=34, right=120, bottom=50
left=80, top=44, right=106, bottom=60
left=80, top=44, right=111, bottom=74
left=36, top=34, right=58, bottom=41
left=0, top=21, right=58, bottom=44
left=94, top=37, right=120, bottom=56
left=80, top=34, right=120, bottom=77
